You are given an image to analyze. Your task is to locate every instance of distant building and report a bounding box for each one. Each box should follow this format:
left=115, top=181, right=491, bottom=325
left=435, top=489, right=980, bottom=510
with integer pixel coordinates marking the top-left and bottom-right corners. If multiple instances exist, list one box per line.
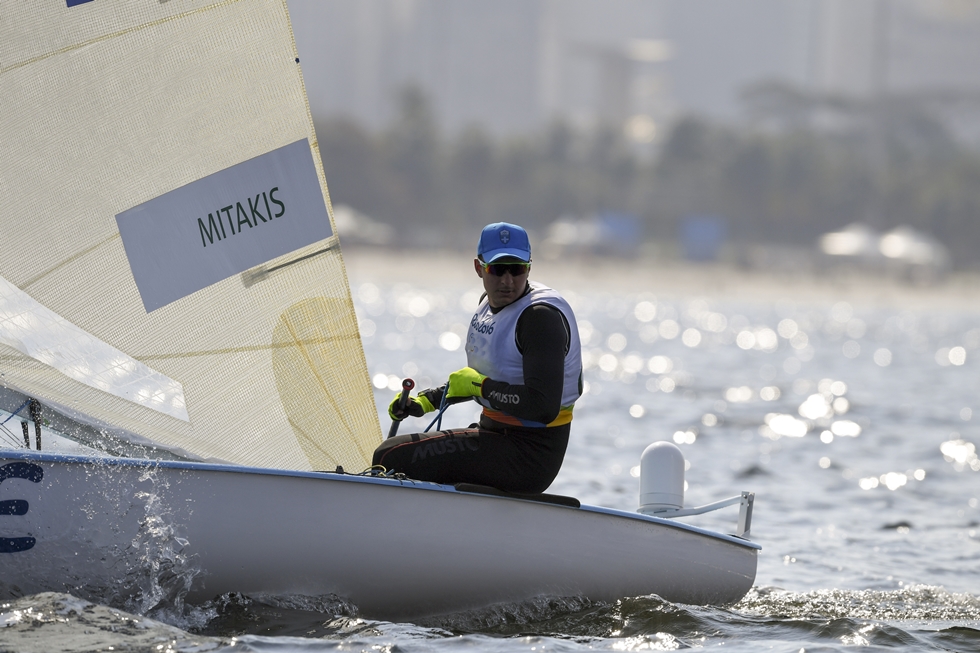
left=541, top=212, right=643, bottom=259
left=289, top=0, right=980, bottom=145
left=818, top=222, right=950, bottom=281
left=288, top=0, right=672, bottom=140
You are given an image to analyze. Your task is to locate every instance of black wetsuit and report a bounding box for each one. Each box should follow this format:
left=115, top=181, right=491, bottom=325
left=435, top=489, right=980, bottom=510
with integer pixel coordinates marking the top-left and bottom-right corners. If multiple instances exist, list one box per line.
left=372, top=285, right=574, bottom=494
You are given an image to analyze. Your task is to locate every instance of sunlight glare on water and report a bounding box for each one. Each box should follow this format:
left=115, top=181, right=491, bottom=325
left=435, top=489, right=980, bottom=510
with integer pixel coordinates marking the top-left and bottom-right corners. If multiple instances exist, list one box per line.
left=349, top=255, right=980, bottom=614
left=6, top=254, right=980, bottom=653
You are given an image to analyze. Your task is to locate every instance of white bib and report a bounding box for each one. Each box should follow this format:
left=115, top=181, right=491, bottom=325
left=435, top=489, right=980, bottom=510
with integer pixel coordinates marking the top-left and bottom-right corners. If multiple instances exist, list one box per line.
left=466, top=281, right=582, bottom=418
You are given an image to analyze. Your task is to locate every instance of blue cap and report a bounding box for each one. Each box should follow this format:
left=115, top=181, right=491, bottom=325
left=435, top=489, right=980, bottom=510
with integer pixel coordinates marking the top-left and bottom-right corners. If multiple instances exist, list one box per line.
left=477, top=222, right=531, bottom=263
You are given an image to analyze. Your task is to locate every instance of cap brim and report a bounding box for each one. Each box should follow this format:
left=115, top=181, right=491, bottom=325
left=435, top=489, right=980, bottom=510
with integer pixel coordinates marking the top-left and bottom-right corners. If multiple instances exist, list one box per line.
left=483, top=249, right=531, bottom=263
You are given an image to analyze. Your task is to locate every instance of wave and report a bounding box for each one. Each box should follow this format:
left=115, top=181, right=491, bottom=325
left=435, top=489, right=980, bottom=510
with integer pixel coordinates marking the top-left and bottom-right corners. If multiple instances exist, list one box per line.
left=738, top=585, right=980, bottom=622
left=394, top=587, right=980, bottom=652
left=2, top=586, right=977, bottom=652
left=0, top=591, right=226, bottom=652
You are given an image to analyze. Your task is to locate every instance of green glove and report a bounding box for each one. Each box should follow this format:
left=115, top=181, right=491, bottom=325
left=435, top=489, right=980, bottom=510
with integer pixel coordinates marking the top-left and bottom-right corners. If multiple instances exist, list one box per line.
left=388, top=392, right=436, bottom=421
left=446, top=367, right=488, bottom=400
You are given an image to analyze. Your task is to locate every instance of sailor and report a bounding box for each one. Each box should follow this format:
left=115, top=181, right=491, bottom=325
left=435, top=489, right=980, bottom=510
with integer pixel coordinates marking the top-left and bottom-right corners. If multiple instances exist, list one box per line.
left=372, top=222, right=583, bottom=494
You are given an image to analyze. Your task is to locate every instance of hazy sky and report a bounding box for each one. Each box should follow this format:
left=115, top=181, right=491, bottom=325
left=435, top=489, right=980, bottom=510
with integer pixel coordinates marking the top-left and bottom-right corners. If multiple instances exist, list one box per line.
left=286, top=1, right=980, bottom=137
left=286, top=0, right=813, bottom=131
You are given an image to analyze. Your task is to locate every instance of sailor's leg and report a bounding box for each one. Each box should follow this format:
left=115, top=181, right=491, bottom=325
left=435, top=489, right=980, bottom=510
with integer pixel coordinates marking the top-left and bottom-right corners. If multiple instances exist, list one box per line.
left=373, top=428, right=479, bottom=480
left=372, top=427, right=537, bottom=491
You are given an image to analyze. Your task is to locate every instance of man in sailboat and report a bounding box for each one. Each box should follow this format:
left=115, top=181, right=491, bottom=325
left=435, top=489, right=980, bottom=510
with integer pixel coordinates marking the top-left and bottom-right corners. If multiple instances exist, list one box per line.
left=372, top=222, right=583, bottom=494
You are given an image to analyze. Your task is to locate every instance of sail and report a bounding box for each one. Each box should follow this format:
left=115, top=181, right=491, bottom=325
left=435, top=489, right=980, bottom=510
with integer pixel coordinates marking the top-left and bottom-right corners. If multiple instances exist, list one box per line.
left=0, top=0, right=381, bottom=471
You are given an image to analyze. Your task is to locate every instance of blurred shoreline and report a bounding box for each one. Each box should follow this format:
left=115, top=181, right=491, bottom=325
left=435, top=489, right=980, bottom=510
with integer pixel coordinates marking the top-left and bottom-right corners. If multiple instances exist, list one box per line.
left=343, top=246, right=980, bottom=310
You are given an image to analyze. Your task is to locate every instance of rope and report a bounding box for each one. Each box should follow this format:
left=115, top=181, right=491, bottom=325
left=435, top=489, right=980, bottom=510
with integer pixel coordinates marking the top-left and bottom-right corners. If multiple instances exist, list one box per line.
left=0, top=400, right=33, bottom=448
left=0, top=422, right=23, bottom=448
left=0, top=399, right=31, bottom=427
left=423, top=386, right=451, bottom=433
left=358, top=465, right=409, bottom=480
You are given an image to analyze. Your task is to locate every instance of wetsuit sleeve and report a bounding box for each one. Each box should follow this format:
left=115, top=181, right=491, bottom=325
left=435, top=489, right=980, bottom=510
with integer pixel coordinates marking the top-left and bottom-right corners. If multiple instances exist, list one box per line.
left=480, top=304, right=568, bottom=424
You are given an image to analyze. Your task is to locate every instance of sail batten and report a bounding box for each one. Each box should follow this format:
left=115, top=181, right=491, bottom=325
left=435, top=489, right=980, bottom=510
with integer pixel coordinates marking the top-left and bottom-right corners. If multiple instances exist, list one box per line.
left=1, top=0, right=381, bottom=471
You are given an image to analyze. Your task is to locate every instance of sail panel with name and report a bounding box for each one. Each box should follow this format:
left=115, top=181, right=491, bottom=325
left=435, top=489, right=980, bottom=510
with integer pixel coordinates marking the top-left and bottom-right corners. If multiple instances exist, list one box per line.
left=0, top=0, right=381, bottom=471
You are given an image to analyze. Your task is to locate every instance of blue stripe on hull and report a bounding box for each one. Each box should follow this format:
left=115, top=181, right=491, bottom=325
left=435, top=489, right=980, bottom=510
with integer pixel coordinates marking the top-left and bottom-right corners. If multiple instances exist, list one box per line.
left=0, top=537, right=35, bottom=553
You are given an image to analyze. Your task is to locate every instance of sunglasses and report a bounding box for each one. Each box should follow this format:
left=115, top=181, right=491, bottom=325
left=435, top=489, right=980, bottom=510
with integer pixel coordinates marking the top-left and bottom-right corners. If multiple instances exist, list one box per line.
left=482, top=261, right=530, bottom=277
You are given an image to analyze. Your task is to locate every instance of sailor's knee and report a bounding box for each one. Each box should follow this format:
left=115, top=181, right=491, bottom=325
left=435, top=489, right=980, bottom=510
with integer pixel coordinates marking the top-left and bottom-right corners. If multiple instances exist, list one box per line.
left=372, top=432, right=417, bottom=467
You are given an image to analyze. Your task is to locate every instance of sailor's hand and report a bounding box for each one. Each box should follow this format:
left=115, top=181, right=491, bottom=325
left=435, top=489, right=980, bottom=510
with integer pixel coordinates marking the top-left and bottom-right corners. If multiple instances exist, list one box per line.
left=388, top=392, right=436, bottom=421
left=446, top=367, right=488, bottom=400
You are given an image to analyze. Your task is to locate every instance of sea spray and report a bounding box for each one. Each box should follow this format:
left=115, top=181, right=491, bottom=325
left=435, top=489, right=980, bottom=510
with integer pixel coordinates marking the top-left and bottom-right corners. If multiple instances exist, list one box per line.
left=124, top=465, right=204, bottom=625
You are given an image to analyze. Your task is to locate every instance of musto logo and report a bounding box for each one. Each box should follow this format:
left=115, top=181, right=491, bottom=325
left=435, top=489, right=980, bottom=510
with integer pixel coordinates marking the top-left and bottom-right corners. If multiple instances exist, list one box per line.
left=0, top=462, right=43, bottom=553
left=487, top=390, right=520, bottom=405
left=411, top=437, right=480, bottom=463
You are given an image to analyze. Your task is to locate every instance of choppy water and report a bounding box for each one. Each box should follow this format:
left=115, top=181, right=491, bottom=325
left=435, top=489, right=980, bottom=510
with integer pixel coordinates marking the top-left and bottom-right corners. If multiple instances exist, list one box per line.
left=2, top=259, right=979, bottom=652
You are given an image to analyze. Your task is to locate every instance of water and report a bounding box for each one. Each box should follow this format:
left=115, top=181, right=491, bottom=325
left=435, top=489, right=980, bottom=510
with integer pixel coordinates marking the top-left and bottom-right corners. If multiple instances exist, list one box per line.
left=2, top=253, right=979, bottom=652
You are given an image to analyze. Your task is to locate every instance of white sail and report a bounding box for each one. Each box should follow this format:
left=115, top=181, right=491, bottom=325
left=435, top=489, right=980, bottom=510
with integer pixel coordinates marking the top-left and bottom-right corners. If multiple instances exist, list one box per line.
left=0, top=0, right=381, bottom=471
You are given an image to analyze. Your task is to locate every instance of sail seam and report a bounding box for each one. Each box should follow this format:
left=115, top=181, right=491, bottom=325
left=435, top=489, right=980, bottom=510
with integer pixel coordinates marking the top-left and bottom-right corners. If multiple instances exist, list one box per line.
left=20, top=234, right=120, bottom=291
left=281, top=313, right=367, bottom=461
left=0, top=0, right=245, bottom=77
left=135, top=335, right=359, bottom=361
left=285, top=415, right=338, bottom=470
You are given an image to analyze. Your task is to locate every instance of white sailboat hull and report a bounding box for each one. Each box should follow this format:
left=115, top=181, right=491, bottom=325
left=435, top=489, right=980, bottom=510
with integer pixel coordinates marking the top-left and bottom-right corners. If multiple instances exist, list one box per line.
left=0, top=452, right=758, bottom=620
